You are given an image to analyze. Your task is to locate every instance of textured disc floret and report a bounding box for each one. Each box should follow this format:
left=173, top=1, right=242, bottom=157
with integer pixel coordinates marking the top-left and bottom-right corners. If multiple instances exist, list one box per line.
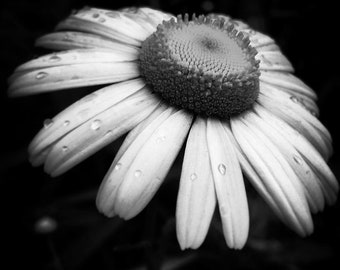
left=139, top=14, right=260, bottom=118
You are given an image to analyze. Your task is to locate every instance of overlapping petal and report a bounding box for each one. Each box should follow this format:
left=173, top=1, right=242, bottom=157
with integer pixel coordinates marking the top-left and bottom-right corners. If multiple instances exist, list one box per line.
left=231, top=115, right=314, bottom=236
left=43, top=89, right=159, bottom=176
left=206, top=119, right=249, bottom=249
left=29, top=79, right=146, bottom=166
left=8, top=49, right=139, bottom=96
left=260, top=70, right=317, bottom=100
left=57, top=7, right=155, bottom=46
left=254, top=104, right=338, bottom=205
left=242, top=109, right=325, bottom=213
left=97, top=107, right=193, bottom=219
left=242, top=29, right=275, bottom=48
left=176, top=118, right=216, bottom=249
left=259, top=82, right=332, bottom=159
left=257, top=51, right=294, bottom=72
left=36, top=31, right=135, bottom=51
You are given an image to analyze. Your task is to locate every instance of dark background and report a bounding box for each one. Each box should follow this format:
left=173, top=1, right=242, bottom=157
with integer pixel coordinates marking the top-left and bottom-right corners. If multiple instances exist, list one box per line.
left=1, top=0, right=339, bottom=269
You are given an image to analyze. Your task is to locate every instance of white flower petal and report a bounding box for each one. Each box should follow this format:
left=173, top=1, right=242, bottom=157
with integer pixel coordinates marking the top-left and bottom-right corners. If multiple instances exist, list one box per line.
left=231, top=116, right=314, bottom=236
left=256, top=43, right=281, bottom=53
left=207, top=14, right=232, bottom=23
left=135, top=7, right=173, bottom=25
left=206, top=119, right=249, bottom=249
left=113, top=110, right=193, bottom=219
left=176, top=117, right=216, bottom=250
left=257, top=51, right=294, bottom=72
left=221, top=123, right=286, bottom=222
left=242, top=29, right=275, bottom=48
left=29, top=79, right=146, bottom=166
left=120, top=7, right=173, bottom=32
left=230, top=19, right=250, bottom=30
left=254, top=104, right=339, bottom=205
left=260, top=70, right=317, bottom=100
left=35, top=31, right=137, bottom=51
left=96, top=104, right=171, bottom=217
left=15, top=49, right=139, bottom=72
left=260, top=80, right=319, bottom=114
left=242, top=109, right=325, bottom=213
left=57, top=7, right=155, bottom=46
left=259, top=83, right=332, bottom=160
left=8, top=62, right=139, bottom=96
left=43, top=90, right=159, bottom=176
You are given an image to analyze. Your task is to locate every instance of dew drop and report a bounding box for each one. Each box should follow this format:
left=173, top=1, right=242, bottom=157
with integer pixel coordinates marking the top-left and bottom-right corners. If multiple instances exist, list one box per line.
left=63, top=34, right=72, bottom=41
left=293, top=155, right=302, bottom=165
left=36, top=72, right=48, bottom=80
left=62, top=146, right=69, bottom=152
left=190, top=173, right=197, bottom=181
left=98, top=17, right=106, bottom=23
left=134, top=170, right=142, bottom=178
left=92, top=13, right=100, bottom=18
left=310, top=110, right=317, bottom=117
left=156, top=135, right=166, bottom=143
left=91, top=119, right=101, bottom=130
left=63, top=120, right=70, bottom=126
left=114, top=163, right=122, bottom=171
left=290, top=96, right=299, bottom=103
left=220, top=206, right=227, bottom=216
left=106, top=11, right=120, bottom=18
left=49, top=55, right=61, bottom=62
left=105, top=130, right=113, bottom=137
left=218, top=163, right=226, bottom=175
left=43, top=118, right=53, bottom=128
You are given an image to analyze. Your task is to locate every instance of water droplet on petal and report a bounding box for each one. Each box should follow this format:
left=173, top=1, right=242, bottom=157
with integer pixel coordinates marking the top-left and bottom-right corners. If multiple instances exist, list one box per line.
left=310, top=110, right=317, bottom=117
left=220, top=206, right=227, bottom=216
left=43, top=118, right=53, bottom=128
left=134, top=170, right=142, bottom=178
left=49, top=55, right=61, bottom=62
left=105, top=130, right=113, bottom=137
left=290, top=96, right=299, bottom=103
left=218, top=163, right=226, bottom=175
left=36, top=72, right=48, bottom=80
left=63, top=34, right=71, bottom=41
left=114, top=163, right=122, bottom=171
left=98, top=17, right=106, bottom=23
left=190, top=173, right=197, bottom=181
left=62, top=146, right=68, bottom=152
left=82, top=93, right=97, bottom=102
left=91, top=119, right=101, bottom=130
left=63, top=120, right=70, bottom=126
left=92, top=13, right=99, bottom=18
left=156, top=135, right=166, bottom=143
left=293, top=155, right=302, bottom=165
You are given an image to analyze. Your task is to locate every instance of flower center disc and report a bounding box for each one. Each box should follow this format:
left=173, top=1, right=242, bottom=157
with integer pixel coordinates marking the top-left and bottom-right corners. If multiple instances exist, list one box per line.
left=139, top=14, right=260, bottom=118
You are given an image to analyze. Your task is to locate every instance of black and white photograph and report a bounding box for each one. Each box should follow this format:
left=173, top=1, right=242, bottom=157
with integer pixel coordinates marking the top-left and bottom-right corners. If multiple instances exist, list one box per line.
left=1, top=0, right=339, bottom=269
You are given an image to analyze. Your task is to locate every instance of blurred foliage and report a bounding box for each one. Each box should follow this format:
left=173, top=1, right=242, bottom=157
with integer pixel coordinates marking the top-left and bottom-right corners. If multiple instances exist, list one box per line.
left=1, top=0, right=339, bottom=269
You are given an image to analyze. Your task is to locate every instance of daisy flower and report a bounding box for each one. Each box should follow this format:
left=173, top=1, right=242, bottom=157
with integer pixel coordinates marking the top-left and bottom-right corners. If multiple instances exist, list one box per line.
left=8, top=6, right=338, bottom=250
